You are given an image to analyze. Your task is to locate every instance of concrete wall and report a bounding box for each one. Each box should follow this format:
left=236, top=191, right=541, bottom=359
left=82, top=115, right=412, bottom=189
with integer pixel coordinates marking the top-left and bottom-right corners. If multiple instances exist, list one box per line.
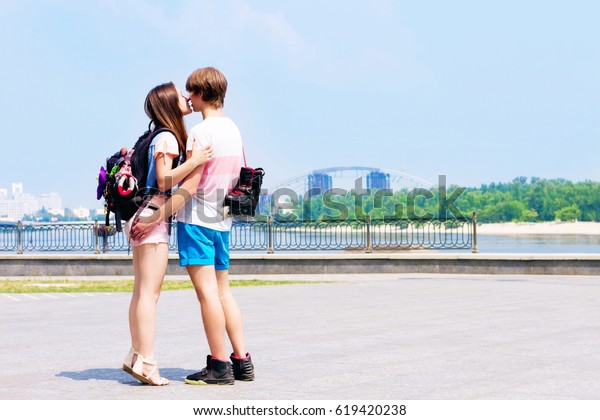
left=1, top=253, right=600, bottom=277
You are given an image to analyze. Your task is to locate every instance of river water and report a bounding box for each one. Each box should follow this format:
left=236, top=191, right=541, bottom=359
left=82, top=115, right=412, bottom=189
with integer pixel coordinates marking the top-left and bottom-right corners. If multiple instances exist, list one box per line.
left=473, top=234, right=600, bottom=254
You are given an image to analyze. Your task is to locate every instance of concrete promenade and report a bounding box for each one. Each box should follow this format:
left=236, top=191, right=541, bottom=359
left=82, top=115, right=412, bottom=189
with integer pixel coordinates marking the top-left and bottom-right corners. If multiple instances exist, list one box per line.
left=1, top=273, right=600, bottom=403
left=3, top=252, right=600, bottom=276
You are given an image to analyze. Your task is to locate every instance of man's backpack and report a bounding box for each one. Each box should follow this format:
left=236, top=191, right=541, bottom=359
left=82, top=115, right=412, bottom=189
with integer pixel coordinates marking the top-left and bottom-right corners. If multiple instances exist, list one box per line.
left=224, top=166, right=265, bottom=217
left=96, top=125, right=175, bottom=232
left=224, top=148, right=265, bottom=217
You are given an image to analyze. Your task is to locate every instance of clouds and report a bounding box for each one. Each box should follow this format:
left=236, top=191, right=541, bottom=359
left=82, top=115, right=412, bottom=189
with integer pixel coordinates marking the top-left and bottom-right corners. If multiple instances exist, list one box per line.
left=236, top=1, right=431, bottom=92
left=1, top=0, right=598, bottom=209
left=95, top=0, right=430, bottom=92
left=239, top=4, right=313, bottom=70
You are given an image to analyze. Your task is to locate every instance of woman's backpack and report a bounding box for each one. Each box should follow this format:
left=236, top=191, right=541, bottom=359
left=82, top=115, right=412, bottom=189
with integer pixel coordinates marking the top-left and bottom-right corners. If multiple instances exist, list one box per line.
left=97, top=126, right=174, bottom=232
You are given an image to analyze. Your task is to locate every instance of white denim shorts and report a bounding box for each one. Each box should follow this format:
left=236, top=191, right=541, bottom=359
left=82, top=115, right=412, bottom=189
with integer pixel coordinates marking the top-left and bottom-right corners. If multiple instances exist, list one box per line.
left=124, top=196, right=170, bottom=247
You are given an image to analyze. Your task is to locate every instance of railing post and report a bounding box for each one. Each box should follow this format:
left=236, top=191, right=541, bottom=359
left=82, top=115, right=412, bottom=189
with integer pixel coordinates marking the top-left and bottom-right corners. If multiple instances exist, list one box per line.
left=472, top=212, right=479, bottom=253
left=365, top=215, right=372, bottom=253
left=102, top=228, right=109, bottom=253
left=16, top=220, right=23, bottom=254
left=267, top=217, right=274, bottom=254
left=93, top=220, right=100, bottom=254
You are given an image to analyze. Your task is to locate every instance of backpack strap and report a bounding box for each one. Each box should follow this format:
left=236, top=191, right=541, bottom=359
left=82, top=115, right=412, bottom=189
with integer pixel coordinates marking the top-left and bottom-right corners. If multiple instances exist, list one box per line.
left=115, top=207, right=123, bottom=232
left=104, top=206, right=122, bottom=232
left=148, top=125, right=178, bottom=237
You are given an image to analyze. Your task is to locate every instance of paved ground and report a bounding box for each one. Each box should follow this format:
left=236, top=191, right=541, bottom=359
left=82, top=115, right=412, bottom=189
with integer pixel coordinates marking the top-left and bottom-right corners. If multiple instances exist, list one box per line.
left=1, top=273, right=600, bottom=403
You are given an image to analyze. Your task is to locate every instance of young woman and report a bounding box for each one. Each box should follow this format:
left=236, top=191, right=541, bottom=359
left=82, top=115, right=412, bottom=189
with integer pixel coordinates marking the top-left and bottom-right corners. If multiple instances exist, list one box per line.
left=121, top=82, right=212, bottom=386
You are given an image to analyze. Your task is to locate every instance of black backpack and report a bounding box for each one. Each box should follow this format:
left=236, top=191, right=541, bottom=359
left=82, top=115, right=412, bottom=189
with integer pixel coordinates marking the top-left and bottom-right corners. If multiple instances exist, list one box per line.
left=97, top=125, right=175, bottom=232
left=224, top=166, right=265, bottom=217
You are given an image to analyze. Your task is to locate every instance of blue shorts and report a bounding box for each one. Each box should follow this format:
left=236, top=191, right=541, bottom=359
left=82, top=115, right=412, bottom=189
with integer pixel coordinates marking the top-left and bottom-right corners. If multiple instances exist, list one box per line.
left=177, top=222, right=231, bottom=270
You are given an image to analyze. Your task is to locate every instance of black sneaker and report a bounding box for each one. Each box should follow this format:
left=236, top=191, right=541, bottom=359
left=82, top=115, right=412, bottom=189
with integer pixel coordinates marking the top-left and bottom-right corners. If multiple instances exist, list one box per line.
left=185, top=355, right=234, bottom=385
left=230, top=352, right=255, bottom=381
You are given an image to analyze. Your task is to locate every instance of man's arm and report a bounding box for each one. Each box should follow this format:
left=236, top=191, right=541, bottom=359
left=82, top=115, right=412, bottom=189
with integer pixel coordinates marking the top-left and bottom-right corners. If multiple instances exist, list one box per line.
left=156, top=145, right=212, bottom=192
left=129, top=163, right=204, bottom=240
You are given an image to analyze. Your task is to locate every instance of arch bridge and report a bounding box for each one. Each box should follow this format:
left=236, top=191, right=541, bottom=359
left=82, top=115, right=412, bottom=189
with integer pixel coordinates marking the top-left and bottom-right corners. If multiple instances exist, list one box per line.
left=265, top=166, right=433, bottom=196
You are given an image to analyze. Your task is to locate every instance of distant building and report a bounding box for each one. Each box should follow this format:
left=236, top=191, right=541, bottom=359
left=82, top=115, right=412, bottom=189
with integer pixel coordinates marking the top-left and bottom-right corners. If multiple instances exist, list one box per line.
left=307, top=172, right=332, bottom=195
left=0, top=198, right=24, bottom=221
left=12, top=182, right=23, bottom=196
left=0, top=183, right=64, bottom=221
left=48, top=208, right=66, bottom=217
left=39, top=192, right=63, bottom=214
left=71, top=207, right=90, bottom=219
left=366, top=171, right=390, bottom=191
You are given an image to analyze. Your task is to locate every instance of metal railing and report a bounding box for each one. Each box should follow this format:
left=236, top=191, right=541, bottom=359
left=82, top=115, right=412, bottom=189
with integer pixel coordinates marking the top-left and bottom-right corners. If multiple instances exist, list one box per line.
left=0, top=215, right=476, bottom=254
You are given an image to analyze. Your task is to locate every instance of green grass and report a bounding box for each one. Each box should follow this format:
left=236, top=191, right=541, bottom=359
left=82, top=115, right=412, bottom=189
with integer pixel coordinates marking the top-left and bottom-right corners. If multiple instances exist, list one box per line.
left=0, top=279, right=309, bottom=294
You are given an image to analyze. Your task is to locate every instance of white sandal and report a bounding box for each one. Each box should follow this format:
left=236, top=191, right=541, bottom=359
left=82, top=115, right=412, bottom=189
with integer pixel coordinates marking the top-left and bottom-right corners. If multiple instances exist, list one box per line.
left=122, top=346, right=138, bottom=375
left=131, top=354, right=170, bottom=386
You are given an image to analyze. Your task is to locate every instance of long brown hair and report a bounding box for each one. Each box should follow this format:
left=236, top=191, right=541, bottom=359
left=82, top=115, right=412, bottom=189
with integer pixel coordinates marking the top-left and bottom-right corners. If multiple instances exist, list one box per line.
left=144, top=82, right=187, bottom=152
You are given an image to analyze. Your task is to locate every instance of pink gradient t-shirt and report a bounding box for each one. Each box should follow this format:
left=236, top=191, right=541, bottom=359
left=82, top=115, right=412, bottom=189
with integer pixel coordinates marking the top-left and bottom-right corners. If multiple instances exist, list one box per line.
left=175, top=117, right=244, bottom=231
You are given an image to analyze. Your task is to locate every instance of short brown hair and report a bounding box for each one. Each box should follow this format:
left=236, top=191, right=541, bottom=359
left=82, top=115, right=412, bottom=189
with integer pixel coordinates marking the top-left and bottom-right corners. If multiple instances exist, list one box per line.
left=186, top=67, right=227, bottom=108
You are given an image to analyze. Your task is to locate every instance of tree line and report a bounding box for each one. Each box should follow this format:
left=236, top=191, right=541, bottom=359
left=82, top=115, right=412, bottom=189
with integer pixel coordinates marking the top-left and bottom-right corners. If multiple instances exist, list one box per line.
left=454, top=177, right=600, bottom=223
left=267, top=177, right=600, bottom=223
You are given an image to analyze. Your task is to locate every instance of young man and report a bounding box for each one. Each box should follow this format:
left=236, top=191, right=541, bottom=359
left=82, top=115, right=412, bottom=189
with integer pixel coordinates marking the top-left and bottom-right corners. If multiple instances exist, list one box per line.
left=131, top=67, right=254, bottom=385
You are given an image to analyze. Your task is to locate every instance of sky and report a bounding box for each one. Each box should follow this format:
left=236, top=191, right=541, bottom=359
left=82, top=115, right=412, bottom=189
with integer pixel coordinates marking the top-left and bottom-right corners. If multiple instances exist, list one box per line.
left=0, top=0, right=599, bottom=209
